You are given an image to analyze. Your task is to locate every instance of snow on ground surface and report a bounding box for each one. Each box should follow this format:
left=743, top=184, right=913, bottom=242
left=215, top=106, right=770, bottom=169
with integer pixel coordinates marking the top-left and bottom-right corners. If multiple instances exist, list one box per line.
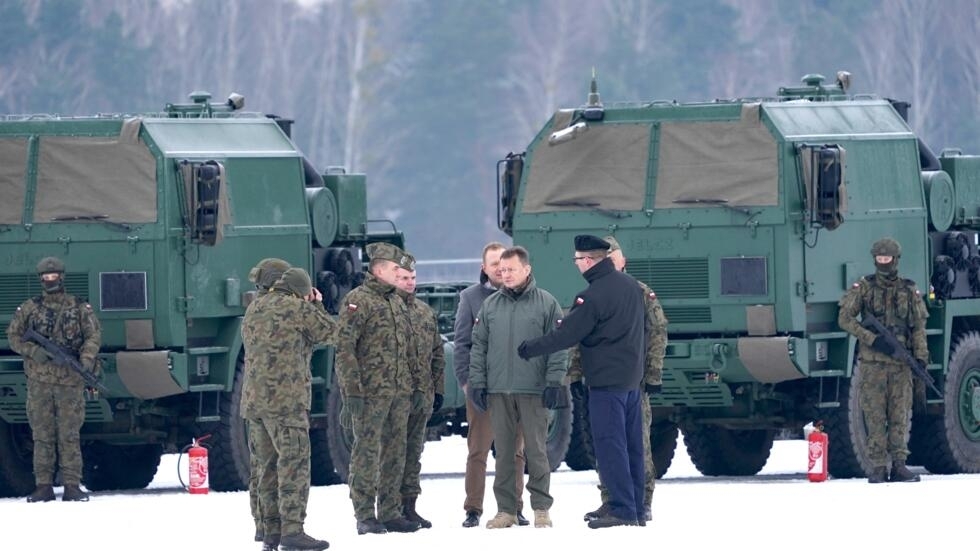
left=2, top=435, right=976, bottom=550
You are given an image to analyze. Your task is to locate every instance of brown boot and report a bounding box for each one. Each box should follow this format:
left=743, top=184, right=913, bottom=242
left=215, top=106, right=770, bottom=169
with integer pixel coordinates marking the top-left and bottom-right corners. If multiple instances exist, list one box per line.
left=889, top=461, right=921, bottom=483
left=402, top=496, right=432, bottom=529
left=867, top=466, right=888, bottom=484
left=27, top=484, right=55, bottom=503
left=62, top=484, right=90, bottom=502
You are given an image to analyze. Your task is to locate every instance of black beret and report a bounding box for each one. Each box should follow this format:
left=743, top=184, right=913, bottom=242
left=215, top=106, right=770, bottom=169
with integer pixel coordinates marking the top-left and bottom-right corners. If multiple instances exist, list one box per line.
left=574, top=234, right=611, bottom=252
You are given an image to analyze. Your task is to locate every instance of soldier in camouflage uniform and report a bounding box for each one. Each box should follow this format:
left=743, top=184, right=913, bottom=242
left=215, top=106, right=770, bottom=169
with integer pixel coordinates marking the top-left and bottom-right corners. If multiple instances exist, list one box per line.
left=838, top=237, right=927, bottom=484
left=575, top=236, right=668, bottom=523
left=394, top=261, right=445, bottom=529
left=335, top=242, right=422, bottom=535
left=7, top=256, right=102, bottom=503
left=241, top=267, right=335, bottom=551
left=244, top=258, right=291, bottom=543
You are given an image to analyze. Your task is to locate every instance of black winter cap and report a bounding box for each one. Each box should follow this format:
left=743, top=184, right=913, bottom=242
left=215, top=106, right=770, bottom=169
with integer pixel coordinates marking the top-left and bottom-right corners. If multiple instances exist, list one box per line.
left=574, top=234, right=611, bottom=252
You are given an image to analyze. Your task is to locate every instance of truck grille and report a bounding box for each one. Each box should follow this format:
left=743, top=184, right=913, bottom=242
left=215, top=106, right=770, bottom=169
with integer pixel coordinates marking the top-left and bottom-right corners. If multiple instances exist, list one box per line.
left=0, top=273, right=90, bottom=315
left=628, top=258, right=709, bottom=299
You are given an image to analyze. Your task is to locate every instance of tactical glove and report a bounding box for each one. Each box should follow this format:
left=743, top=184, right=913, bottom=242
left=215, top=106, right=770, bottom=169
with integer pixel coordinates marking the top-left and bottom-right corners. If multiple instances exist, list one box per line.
left=517, top=341, right=531, bottom=361
left=29, top=347, right=52, bottom=364
left=432, top=393, right=444, bottom=413
left=345, top=396, right=365, bottom=418
left=411, top=390, right=426, bottom=413
left=542, top=385, right=569, bottom=410
left=644, top=383, right=663, bottom=395
left=469, top=387, right=489, bottom=413
left=870, top=336, right=895, bottom=356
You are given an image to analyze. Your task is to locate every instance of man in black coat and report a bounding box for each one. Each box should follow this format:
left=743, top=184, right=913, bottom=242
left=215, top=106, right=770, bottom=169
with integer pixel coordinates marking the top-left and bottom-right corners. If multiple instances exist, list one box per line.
left=518, top=235, right=647, bottom=528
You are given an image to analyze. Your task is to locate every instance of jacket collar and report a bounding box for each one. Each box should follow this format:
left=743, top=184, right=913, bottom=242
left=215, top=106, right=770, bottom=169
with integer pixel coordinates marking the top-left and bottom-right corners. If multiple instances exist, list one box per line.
left=583, top=257, right=615, bottom=283
left=499, top=274, right=537, bottom=300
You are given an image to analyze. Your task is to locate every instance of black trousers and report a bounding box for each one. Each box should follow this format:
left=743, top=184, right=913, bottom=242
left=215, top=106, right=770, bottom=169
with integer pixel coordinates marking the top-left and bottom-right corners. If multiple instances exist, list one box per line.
left=589, top=388, right=644, bottom=521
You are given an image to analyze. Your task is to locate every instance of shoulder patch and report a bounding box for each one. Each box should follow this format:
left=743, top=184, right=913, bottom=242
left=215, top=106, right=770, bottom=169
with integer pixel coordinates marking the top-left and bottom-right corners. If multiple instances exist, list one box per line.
left=575, top=297, right=585, bottom=305
left=648, top=291, right=656, bottom=299
left=556, top=318, right=563, bottom=327
left=473, top=317, right=480, bottom=325
left=347, top=303, right=358, bottom=313
left=852, top=281, right=860, bottom=288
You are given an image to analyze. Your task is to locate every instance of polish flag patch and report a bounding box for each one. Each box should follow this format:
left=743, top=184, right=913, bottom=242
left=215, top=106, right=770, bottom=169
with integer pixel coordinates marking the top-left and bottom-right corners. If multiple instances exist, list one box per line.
left=648, top=291, right=657, bottom=299
left=575, top=297, right=585, bottom=305
left=347, top=304, right=358, bottom=313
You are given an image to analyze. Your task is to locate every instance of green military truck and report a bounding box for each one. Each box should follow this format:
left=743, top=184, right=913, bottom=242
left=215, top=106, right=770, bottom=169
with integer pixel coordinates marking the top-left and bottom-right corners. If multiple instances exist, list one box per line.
left=498, top=72, right=980, bottom=479
left=0, top=92, right=434, bottom=497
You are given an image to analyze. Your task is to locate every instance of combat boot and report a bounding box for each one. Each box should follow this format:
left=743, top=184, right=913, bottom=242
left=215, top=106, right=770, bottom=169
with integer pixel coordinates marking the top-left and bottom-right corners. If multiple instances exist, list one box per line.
left=261, top=533, right=280, bottom=551
left=583, top=503, right=609, bottom=522
left=533, top=509, right=552, bottom=528
left=279, top=531, right=328, bottom=551
left=62, top=484, right=89, bottom=502
left=485, top=512, right=517, bottom=529
left=383, top=517, right=421, bottom=533
left=26, top=484, right=55, bottom=503
left=867, top=466, right=888, bottom=484
left=356, top=518, right=387, bottom=535
left=402, top=496, right=432, bottom=529
left=890, top=461, right=921, bottom=483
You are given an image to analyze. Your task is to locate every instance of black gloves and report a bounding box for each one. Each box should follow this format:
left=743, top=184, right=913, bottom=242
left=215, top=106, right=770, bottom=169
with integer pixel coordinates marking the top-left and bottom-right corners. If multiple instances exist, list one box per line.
left=469, top=387, right=489, bottom=412
left=644, top=383, right=662, bottom=395
left=542, top=385, right=569, bottom=409
left=517, top=341, right=531, bottom=360
left=870, top=336, right=895, bottom=356
left=432, top=393, right=444, bottom=413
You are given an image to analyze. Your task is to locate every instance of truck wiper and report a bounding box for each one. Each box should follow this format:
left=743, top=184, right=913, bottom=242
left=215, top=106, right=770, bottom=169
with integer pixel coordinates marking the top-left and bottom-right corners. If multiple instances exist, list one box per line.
left=51, top=214, right=133, bottom=232
left=545, top=200, right=632, bottom=219
left=673, top=198, right=760, bottom=220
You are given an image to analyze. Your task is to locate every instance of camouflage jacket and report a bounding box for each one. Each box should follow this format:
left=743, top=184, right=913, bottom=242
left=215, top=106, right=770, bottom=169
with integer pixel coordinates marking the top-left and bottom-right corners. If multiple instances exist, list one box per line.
left=838, top=273, right=929, bottom=365
left=335, top=273, right=415, bottom=397
left=240, top=289, right=337, bottom=426
left=7, top=291, right=102, bottom=387
left=568, top=279, right=668, bottom=385
left=402, top=292, right=446, bottom=397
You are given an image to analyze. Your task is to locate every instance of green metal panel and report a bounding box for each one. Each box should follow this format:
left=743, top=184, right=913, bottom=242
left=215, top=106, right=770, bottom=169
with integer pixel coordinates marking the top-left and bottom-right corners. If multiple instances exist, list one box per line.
left=940, top=153, right=980, bottom=226
left=141, top=119, right=297, bottom=157
left=324, top=173, right=368, bottom=240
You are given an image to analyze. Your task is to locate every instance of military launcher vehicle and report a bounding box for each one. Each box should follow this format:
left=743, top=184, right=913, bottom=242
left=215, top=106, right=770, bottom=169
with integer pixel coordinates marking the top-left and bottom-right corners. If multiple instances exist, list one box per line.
left=498, top=72, right=980, bottom=479
left=0, top=92, right=469, bottom=497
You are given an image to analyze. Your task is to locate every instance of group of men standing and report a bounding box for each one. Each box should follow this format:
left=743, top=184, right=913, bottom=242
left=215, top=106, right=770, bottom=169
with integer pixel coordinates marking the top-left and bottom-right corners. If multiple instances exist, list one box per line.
left=239, top=242, right=444, bottom=550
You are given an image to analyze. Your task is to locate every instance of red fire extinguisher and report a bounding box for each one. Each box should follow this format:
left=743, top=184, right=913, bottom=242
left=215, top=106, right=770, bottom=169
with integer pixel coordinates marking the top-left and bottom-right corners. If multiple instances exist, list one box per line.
left=807, top=420, right=829, bottom=482
left=187, top=434, right=211, bottom=494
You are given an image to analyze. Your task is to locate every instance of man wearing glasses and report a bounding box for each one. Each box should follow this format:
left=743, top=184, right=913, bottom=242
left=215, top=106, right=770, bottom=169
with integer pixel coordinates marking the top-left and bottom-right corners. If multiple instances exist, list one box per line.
left=518, top=235, right=647, bottom=529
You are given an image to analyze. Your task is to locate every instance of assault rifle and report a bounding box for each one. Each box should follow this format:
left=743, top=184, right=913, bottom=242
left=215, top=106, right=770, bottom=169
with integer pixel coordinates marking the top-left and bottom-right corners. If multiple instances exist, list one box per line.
left=24, top=328, right=108, bottom=394
left=860, top=312, right=942, bottom=396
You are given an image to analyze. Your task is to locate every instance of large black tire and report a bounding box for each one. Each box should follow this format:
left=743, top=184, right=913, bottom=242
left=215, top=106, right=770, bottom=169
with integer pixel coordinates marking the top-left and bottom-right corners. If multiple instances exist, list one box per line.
left=823, top=363, right=874, bottom=478
left=0, top=419, right=34, bottom=497
left=310, top=424, right=342, bottom=486
left=908, top=332, right=980, bottom=474
left=683, top=426, right=775, bottom=476
left=545, top=387, right=573, bottom=471
left=82, top=442, right=163, bottom=491
left=326, top=388, right=352, bottom=483
left=650, top=420, right=679, bottom=479
left=564, top=382, right=595, bottom=471
left=206, top=356, right=250, bottom=491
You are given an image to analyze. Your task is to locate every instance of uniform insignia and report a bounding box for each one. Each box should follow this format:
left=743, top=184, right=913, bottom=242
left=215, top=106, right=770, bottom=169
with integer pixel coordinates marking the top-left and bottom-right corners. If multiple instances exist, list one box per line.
left=473, top=317, right=480, bottom=325
left=648, top=291, right=656, bottom=299
left=852, top=282, right=860, bottom=288
left=556, top=319, right=563, bottom=327
left=347, top=304, right=358, bottom=312
left=575, top=297, right=585, bottom=305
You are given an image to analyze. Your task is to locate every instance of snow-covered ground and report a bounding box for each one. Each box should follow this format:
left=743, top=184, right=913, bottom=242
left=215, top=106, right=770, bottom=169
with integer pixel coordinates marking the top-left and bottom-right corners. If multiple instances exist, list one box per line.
left=1, top=435, right=975, bottom=550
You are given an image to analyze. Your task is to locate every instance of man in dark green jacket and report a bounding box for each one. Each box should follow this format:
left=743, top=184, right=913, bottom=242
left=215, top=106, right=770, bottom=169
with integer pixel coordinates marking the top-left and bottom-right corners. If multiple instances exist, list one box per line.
left=469, top=246, right=568, bottom=529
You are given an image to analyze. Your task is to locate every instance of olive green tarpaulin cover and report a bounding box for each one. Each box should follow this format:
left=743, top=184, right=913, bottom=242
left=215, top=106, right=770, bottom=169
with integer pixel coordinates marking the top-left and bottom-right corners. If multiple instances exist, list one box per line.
left=0, top=138, right=28, bottom=224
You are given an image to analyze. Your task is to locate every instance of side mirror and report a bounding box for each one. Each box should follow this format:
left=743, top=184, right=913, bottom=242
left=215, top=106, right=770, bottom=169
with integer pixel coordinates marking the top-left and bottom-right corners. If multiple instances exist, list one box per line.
left=800, top=144, right=846, bottom=230
left=496, top=152, right=524, bottom=236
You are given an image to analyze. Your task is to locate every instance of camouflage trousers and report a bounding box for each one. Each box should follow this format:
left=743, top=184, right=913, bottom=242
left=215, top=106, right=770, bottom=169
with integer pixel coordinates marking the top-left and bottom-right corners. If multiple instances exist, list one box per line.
left=859, top=361, right=913, bottom=466
left=600, top=395, right=655, bottom=505
left=401, top=393, right=434, bottom=498
left=247, top=417, right=311, bottom=537
left=26, top=380, right=85, bottom=486
left=348, top=393, right=410, bottom=522
left=249, top=438, right=261, bottom=531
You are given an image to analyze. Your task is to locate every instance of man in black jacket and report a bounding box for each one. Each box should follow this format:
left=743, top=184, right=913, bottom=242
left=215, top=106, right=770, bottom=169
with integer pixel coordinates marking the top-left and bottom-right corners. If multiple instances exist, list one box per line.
left=518, top=235, right=646, bottom=528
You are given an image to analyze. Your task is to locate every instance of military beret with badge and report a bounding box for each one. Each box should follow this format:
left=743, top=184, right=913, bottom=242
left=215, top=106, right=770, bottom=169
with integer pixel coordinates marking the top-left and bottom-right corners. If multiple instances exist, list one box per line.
left=574, top=234, right=611, bottom=252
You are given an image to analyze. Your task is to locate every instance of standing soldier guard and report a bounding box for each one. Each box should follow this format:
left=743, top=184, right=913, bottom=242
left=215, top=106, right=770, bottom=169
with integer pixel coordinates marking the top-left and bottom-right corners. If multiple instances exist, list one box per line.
left=241, top=267, right=335, bottom=551
left=336, top=242, right=422, bottom=535
left=394, top=261, right=445, bottom=528
left=838, top=237, right=928, bottom=484
left=7, top=256, right=102, bottom=503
